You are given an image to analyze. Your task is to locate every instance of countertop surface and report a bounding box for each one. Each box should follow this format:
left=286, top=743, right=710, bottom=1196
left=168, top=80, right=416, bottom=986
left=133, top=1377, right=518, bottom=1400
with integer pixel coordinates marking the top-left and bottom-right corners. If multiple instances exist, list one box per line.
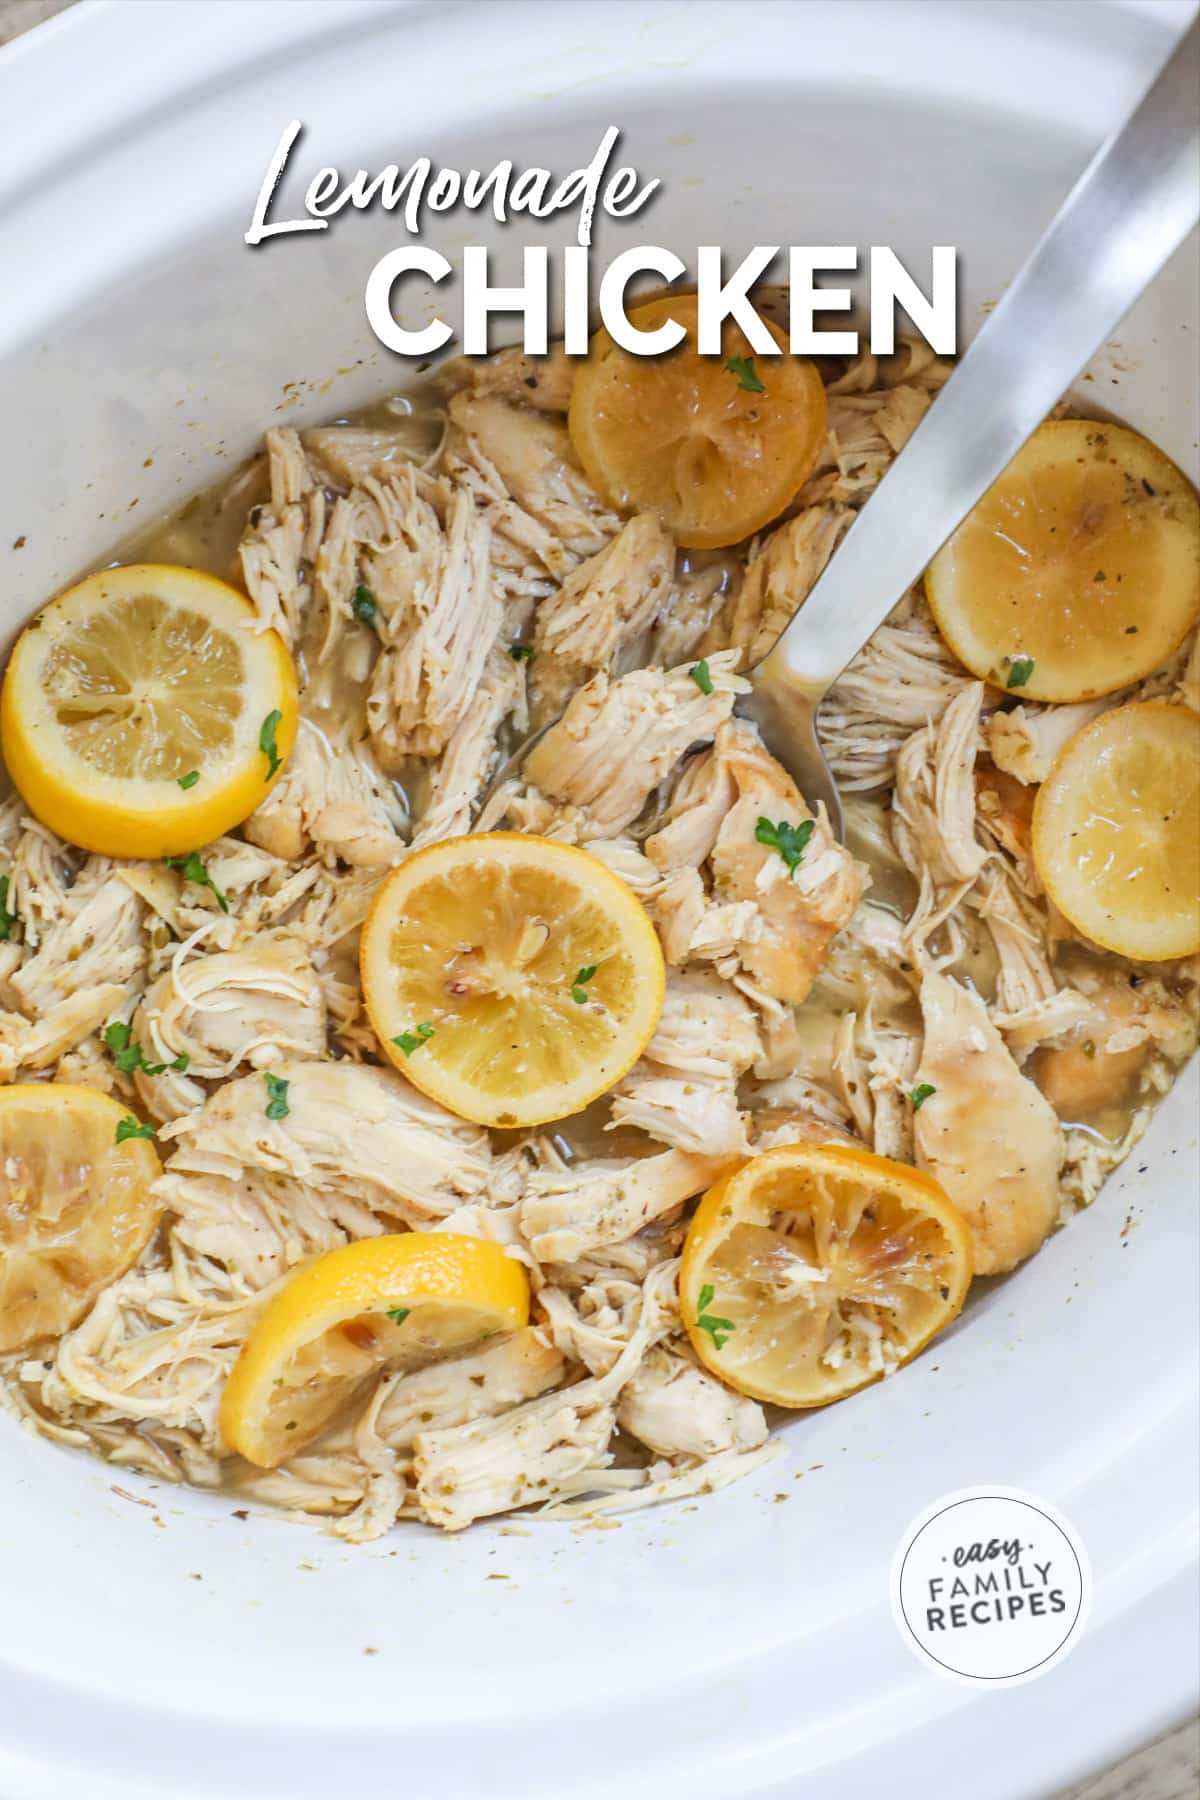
left=0, top=2, right=1196, bottom=1798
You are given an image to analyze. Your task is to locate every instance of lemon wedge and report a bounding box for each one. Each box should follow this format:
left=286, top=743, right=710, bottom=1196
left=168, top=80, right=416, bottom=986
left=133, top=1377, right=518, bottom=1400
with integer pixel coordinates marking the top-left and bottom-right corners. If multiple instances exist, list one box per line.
left=925, top=420, right=1200, bottom=703
left=680, top=1141, right=973, bottom=1408
left=360, top=831, right=666, bottom=1128
left=568, top=292, right=827, bottom=549
left=0, top=1083, right=162, bottom=1353
left=1033, top=700, right=1200, bottom=961
left=1, top=563, right=298, bottom=859
left=219, top=1233, right=530, bottom=1467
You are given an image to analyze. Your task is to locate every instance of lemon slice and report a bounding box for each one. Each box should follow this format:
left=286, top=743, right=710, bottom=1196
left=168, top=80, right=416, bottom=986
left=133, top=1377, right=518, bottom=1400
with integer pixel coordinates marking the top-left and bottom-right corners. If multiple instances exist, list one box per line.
left=219, top=1233, right=530, bottom=1467
left=1, top=563, right=298, bottom=859
left=1033, top=700, right=1200, bottom=961
left=0, top=1083, right=162, bottom=1354
left=360, top=832, right=666, bottom=1127
left=568, top=292, right=827, bottom=549
left=680, top=1141, right=973, bottom=1408
left=925, top=420, right=1200, bottom=702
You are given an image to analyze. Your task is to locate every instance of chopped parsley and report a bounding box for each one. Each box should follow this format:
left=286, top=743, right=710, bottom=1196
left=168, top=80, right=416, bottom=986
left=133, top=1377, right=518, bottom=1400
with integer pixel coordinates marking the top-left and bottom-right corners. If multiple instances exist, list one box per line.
left=0, top=874, right=18, bottom=943
left=571, top=964, right=598, bottom=1005
left=1005, top=656, right=1035, bottom=690
left=385, top=1306, right=411, bottom=1327
left=689, top=659, right=713, bottom=695
left=104, top=1020, right=189, bottom=1077
left=264, top=1073, right=290, bottom=1121
left=724, top=354, right=765, bottom=395
left=695, top=1283, right=735, bottom=1351
left=115, top=1117, right=156, bottom=1145
left=509, top=642, right=535, bottom=662
left=177, top=770, right=201, bottom=791
left=393, top=1022, right=435, bottom=1056
left=260, top=709, right=284, bottom=781
left=164, top=852, right=229, bottom=915
left=909, top=1082, right=937, bottom=1112
left=352, top=584, right=378, bottom=627
left=755, top=816, right=815, bottom=879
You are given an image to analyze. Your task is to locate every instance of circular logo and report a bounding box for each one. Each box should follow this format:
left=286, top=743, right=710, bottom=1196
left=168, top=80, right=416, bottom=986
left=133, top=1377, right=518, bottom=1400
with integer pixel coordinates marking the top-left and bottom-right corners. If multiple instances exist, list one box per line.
left=890, top=1486, right=1091, bottom=1686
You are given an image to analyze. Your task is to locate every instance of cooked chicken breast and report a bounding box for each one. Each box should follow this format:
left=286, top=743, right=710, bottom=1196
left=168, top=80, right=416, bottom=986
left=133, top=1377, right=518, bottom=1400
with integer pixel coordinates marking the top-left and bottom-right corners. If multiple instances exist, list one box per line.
left=522, top=652, right=747, bottom=838
left=913, top=970, right=1063, bottom=1274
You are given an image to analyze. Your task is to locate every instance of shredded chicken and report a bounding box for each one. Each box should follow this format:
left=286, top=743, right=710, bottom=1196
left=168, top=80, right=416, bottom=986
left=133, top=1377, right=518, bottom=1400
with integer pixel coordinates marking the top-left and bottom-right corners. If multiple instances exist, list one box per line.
left=446, top=391, right=619, bottom=573
left=1029, top=963, right=1197, bottom=1121
left=648, top=719, right=866, bottom=1004
left=130, top=936, right=327, bottom=1123
left=366, top=483, right=502, bottom=765
left=440, top=343, right=576, bottom=414
left=245, top=718, right=406, bottom=867
left=818, top=592, right=974, bottom=791
left=617, top=1343, right=768, bottom=1458
left=912, top=971, right=1063, bottom=1274
left=521, top=652, right=747, bottom=838
left=611, top=969, right=762, bottom=1156
left=987, top=699, right=1109, bottom=785
left=529, top=513, right=673, bottom=721
left=707, top=503, right=853, bottom=665
left=892, top=683, right=987, bottom=889
left=4, top=330, right=1193, bottom=1543
left=520, top=1147, right=727, bottom=1264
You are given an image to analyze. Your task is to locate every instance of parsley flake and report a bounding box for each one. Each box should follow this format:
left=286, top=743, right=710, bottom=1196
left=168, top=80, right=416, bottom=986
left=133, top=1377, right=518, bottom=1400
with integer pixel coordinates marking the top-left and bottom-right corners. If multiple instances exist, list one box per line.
left=352, top=584, right=377, bottom=627
left=571, top=964, right=598, bottom=1005
left=754, top=816, right=815, bottom=879
left=386, top=1306, right=411, bottom=1327
left=724, top=354, right=765, bottom=395
left=695, top=1282, right=736, bottom=1351
left=264, top=1073, right=290, bottom=1121
left=689, top=659, right=713, bottom=695
left=177, top=770, right=201, bottom=790
left=107, top=1021, right=191, bottom=1078
left=260, top=709, right=284, bottom=781
left=393, top=1022, right=435, bottom=1057
left=165, top=852, right=229, bottom=915
left=0, top=875, right=19, bottom=943
left=104, top=1020, right=142, bottom=1073
left=909, top=1082, right=937, bottom=1112
left=1005, top=656, right=1035, bottom=689
left=509, top=642, right=535, bottom=662
left=115, top=1117, right=156, bottom=1145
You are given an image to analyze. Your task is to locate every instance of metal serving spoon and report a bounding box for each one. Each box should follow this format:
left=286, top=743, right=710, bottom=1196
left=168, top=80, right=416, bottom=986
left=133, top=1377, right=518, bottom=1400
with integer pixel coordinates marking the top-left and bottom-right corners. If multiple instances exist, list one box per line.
left=491, top=15, right=1199, bottom=836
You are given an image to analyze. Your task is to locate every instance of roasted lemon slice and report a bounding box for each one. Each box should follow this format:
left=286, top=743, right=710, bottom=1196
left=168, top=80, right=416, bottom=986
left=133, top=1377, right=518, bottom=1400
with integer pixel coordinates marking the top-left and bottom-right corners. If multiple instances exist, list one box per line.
left=0, top=1083, right=162, bottom=1354
left=568, top=292, right=827, bottom=549
left=220, top=1233, right=530, bottom=1467
left=1033, top=700, right=1200, bottom=961
left=925, top=420, right=1200, bottom=703
left=360, top=832, right=665, bottom=1127
left=680, top=1142, right=973, bottom=1408
left=1, top=563, right=298, bottom=859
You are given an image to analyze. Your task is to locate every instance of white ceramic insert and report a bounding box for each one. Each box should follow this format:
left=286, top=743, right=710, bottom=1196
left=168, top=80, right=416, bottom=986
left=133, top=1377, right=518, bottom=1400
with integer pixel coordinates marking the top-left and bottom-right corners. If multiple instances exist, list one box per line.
left=0, top=3, right=1196, bottom=1796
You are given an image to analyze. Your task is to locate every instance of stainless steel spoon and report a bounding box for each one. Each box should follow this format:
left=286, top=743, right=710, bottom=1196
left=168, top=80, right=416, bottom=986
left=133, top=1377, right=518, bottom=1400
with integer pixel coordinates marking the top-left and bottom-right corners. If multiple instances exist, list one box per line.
left=490, top=15, right=1199, bottom=834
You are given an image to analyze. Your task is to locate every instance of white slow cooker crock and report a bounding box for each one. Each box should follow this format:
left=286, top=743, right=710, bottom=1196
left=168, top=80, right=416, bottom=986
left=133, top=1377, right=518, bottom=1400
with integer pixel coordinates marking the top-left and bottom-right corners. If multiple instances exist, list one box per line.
left=0, top=3, right=1196, bottom=1796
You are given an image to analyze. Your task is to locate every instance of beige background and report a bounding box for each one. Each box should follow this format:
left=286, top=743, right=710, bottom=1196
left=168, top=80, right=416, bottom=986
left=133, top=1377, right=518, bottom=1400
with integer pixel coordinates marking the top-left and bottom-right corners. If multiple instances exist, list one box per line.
left=0, top=1, right=1196, bottom=1796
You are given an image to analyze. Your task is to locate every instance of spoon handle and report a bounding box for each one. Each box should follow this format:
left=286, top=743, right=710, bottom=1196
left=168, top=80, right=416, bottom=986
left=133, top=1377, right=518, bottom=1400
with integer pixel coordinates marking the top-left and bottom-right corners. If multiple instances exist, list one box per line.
left=757, top=13, right=1200, bottom=696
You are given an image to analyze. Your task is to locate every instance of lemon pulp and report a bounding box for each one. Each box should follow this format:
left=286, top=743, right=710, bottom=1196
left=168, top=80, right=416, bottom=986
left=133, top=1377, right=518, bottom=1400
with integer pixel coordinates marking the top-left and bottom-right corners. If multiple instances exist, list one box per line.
left=0, top=1084, right=162, bottom=1353
left=1033, top=701, right=1200, bottom=960
left=361, top=833, right=665, bottom=1127
left=681, top=1143, right=973, bottom=1407
left=45, top=588, right=247, bottom=781
left=926, top=420, right=1200, bottom=702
